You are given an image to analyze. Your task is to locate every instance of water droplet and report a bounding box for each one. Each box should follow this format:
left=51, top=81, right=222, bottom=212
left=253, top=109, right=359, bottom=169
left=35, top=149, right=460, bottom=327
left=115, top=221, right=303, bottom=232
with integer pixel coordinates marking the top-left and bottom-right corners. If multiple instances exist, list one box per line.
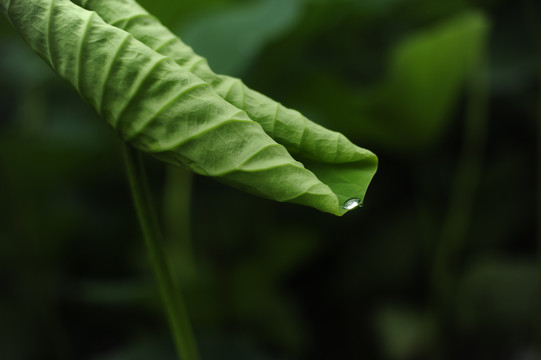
left=343, top=198, right=362, bottom=210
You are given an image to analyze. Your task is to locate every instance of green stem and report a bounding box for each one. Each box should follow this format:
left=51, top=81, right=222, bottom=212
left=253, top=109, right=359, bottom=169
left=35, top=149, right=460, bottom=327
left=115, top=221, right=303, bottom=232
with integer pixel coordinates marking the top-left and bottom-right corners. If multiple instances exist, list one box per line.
left=434, top=53, right=489, bottom=289
left=430, top=50, right=489, bottom=358
left=122, top=143, right=200, bottom=360
left=536, top=56, right=541, bottom=358
left=525, top=1, right=541, bottom=352
left=164, top=166, right=196, bottom=283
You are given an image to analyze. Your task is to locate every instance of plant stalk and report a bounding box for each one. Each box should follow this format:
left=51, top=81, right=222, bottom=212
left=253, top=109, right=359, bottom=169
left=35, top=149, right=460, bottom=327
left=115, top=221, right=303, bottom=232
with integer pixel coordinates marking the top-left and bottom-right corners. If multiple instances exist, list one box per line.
left=430, top=49, right=489, bottom=359
left=529, top=3, right=541, bottom=352
left=164, top=166, right=196, bottom=283
left=122, top=143, right=200, bottom=360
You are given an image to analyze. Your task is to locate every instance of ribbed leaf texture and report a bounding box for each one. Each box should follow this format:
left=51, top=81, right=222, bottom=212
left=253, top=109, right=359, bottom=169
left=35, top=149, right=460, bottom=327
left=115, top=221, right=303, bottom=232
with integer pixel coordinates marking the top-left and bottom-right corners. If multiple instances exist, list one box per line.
left=1, top=0, right=377, bottom=215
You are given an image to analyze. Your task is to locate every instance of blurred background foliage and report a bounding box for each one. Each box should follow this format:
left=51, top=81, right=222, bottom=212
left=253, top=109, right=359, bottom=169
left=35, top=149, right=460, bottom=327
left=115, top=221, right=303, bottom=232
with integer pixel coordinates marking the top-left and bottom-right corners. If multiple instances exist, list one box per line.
left=0, top=0, right=540, bottom=359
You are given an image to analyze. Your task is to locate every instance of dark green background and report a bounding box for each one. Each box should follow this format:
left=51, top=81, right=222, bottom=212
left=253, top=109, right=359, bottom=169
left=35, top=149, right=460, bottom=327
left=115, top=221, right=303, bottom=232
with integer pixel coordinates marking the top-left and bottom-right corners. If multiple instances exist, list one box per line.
left=0, top=0, right=539, bottom=359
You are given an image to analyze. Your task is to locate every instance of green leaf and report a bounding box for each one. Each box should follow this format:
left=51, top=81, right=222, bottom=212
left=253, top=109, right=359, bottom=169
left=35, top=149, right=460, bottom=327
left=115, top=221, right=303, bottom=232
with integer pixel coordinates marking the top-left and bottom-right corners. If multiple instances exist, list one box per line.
left=336, top=11, right=489, bottom=150
left=179, top=0, right=304, bottom=76
left=1, top=0, right=377, bottom=215
left=79, top=0, right=378, bottom=211
left=74, top=0, right=377, bottom=213
left=375, top=11, right=488, bottom=145
left=374, top=306, right=432, bottom=359
left=457, top=259, right=540, bottom=332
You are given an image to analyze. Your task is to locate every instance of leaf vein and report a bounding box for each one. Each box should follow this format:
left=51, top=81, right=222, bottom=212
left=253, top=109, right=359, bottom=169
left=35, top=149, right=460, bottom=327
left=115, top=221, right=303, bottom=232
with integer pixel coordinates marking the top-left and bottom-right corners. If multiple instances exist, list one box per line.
left=146, top=113, right=251, bottom=152
left=46, top=0, right=56, bottom=70
left=154, top=36, right=177, bottom=53
left=298, top=116, right=308, bottom=150
left=240, top=82, right=245, bottom=109
left=124, top=82, right=208, bottom=141
left=110, top=13, right=150, bottom=27
left=223, top=79, right=239, bottom=100
left=333, top=134, right=339, bottom=161
left=188, top=57, right=206, bottom=72
left=215, top=161, right=307, bottom=179
left=98, top=32, right=132, bottom=114
left=75, top=11, right=95, bottom=91
left=269, top=102, right=279, bottom=136
left=114, top=56, right=170, bottom=127
left=280, top=181, right=325, bottom=202
left=237, top=143, right=283, bottom=169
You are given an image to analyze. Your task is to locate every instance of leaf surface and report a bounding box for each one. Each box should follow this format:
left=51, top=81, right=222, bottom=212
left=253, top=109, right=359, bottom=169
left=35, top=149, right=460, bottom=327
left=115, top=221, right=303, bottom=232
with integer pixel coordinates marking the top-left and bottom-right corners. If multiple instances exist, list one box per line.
left=1, top=0, right=377, bottom=215
left=74, top=0, right=378, bottom=212
left=179, top=0, right=303, bottom=76
left=355, top=12, right=488, bottom=150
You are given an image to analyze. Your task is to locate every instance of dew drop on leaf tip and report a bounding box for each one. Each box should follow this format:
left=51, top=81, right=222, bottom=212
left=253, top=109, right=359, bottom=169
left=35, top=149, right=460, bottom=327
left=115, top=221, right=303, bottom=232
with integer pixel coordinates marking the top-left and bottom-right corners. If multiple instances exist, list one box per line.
left=343, top=198, right=362, bottom=210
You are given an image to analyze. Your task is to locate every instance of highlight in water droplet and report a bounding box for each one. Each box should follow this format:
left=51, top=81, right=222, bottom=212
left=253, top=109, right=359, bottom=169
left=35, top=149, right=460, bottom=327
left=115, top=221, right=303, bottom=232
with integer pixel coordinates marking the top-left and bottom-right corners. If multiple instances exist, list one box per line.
left=343, top=198, right=362, bottom=210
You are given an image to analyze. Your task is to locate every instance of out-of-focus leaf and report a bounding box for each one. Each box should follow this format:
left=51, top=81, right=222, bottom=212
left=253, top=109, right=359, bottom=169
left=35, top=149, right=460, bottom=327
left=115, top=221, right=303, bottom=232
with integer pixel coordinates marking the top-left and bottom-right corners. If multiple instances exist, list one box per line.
left=137, top=0, right=231, bottom=31
left=340, top=11, right=489, bottom=150
left=354, top=0, right=409, bottom=14
left=179, top=0, right=304, bottom=76
left=78, top=280, right=154, bottom=307
left=456, top=259, right=540, bottom=333
left=1, top=0, right=377, bottom=215
left=374, top=306, right=432, bottom=359
left=0, top=40, right=54, bottom=88
left=198, top=333, right=279, bottom=360
left=93, top=338, right=175, bottom=360
left=227, top=228, right=320, bottom=351
left=0, top=13, right=12, bottom=37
